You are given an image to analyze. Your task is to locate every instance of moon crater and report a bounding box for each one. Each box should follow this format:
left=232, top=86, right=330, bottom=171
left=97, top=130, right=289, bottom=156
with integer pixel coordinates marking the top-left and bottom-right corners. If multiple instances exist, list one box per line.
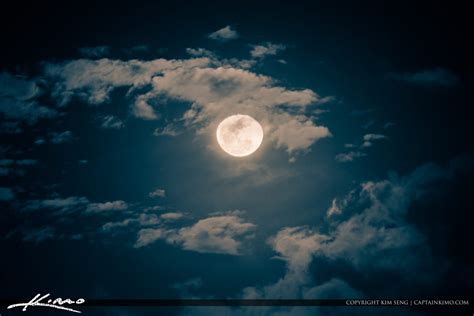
left=216, top=114, right=263, bottom=157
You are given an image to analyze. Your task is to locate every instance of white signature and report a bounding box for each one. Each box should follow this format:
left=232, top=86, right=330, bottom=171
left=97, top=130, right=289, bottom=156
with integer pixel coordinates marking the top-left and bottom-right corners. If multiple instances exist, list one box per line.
left=7, top=293, right=85, bottom=313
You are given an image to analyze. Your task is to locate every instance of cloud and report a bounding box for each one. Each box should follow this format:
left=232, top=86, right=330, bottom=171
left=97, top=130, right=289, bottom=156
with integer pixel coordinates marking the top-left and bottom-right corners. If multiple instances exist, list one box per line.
left=42, top=55, right=330, bottom=155
left=0, top=72, right=58, bottom=126
left=186, top=48, right=216, bottom=58
left=34, top=139, right=46, bottom=145
left=78, top=46, right=110, bottom=58
left=363, top=133, right=386, bottom=141
left=86, top=200, right=128, bottom=213
left=3, top=159, right=37, bottom=166
left=0, top=159, right=37, bottom=176
left=315, top=176, right=424, bottom=269
left=384, top=122, right=395, bottom=129
left=102, top=213, right=160, bottom=232
left=35, top=131, right=75, bottom=145
left=362, top=133, right=387, bottom=148
left=134, top=214, right=256, bottom=255
left=271, top=115, right=331, bottom=154
left=168, top=215, right=256, bottom=255
left=23, top=196, right=90, bottom=214
left=172, top=278, right=203, bottom=297
left=134, top=228, right=167, bottom=248
left=326, top=190, right=355, bottom=218
left=133, top=93, right=160, bottom=120
left=148, top=65, right=328, bottom=153
left=208, top=25, right=239, bottom=41
left=336, top=134, right=387, bottom=162
left=12, top=195, right=137, bottom=241
left=43, top=57, right=210, bottom=106
left=50, top=131, right=74, bottom=144
left=160, top=212, right=184, bottom=220
left=304, top=278, right=363, bottom=299
left=186, top=48, right=255, bottom=69
left=7, top=225, right=84, bottom=243
left=0, top=121, right=22, bottom=134
left=250, top=42, right=286, bottom=59
left=389, top=67, right=459, bottom=87
left=320, top=160, right=466, bottom=271
left=335, top=151, right=366, bottom=163
left=326, top=198, right=341, bottom=217
left=361, top=120, right=375, bottom=129
left=149, top=188, right=165, bottom=198
left=123, top=45, right=149, bottom=54
left=242, top=226, right=361, bottom=301
left=23, top=196, right=128, bottom=215
left=243, top=160, right=467, bottom=302
left=21, top=227, right=56, bottom=243
left=0, top=187, right=14, bottom=201
left=263, top=226, right=329, bottom=297
left=153, top=124, right=180, bottom=137
left=0, top=72, right=39, bottom=100
left=99, top=115, right=125, bottom=129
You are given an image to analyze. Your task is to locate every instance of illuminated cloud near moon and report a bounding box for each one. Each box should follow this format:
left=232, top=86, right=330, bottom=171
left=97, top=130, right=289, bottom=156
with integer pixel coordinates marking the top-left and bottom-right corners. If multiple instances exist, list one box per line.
left=216, top=114, right=264, bottom=157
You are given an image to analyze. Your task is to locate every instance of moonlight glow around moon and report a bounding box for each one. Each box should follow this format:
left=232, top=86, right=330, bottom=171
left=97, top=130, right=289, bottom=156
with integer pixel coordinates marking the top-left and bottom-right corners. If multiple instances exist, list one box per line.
left=216, top=114, right=264, bottom=157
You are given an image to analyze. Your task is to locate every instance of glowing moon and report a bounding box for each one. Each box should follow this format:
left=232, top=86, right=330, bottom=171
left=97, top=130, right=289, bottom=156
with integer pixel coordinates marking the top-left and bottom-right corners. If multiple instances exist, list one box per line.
left=216, top=114, right=263, bottom=157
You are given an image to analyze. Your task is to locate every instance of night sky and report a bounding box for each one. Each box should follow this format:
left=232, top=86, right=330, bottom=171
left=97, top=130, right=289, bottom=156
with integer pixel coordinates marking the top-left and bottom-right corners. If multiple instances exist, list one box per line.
left=1, top=1, right=473, bottom=315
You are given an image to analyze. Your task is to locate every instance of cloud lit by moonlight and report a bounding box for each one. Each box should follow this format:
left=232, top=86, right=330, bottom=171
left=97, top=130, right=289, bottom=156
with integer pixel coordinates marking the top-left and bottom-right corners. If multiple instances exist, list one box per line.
left=216, top=114, right=264, bottom=157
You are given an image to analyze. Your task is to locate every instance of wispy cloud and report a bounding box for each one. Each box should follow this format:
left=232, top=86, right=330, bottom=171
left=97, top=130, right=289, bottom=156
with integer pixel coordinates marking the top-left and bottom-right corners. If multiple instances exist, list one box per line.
left=0, top=159, right=37, bottom=176
left=122, top=45, right=149, bottom=54
left=0, top=72, right=58, bottom=128
left=86, top=200, right=128, bottom=213
left=208, top=25, right=239, bottom=42
left=335, top=151, right=366, bottom=163
left=22, top=196, right=90, bottom=214
left=50, top=131, right=75, bottom=144
left=250, top=42, right=286, bottom=59
left=389, top=67, right=459, bottom=87
left=172, top=278, right=202, bottom=297
left=21, top=227, right=56, bottom=243
left=99, top=115, right=125, bottom=129
left=336, top=133, right=387, bottom=162
left=326, top=190, right=355, bottom=218
left=186, top=47, right=216, bottom=58
left=22, top=196, right=128, bottom=215
left=135, top=213, right=256, bottom=255
left=384, top=122, right=395, bottom=129
left=153, top=124, right=180, bottom=137
left=160, top=212, right=184, bottom=220
left=102, top=213, right=160, bottom=232
left=35, top=130, right=75, bottom=145
left=361, top=133, right=387, bottom=148
left=149, top=188, right=165, bottom=198
left=78, top=46, right=110, bottom=58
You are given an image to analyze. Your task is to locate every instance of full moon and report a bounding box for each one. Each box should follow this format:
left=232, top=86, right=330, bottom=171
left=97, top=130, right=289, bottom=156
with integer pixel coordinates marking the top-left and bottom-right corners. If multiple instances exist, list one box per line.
left=216, top=114, right=264, bottom=157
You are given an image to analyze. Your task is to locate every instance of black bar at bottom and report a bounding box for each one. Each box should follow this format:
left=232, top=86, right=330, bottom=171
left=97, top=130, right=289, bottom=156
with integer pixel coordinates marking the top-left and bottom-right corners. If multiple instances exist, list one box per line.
left=0, top=299, right=472, bottom=307
left=85, top=299, right=346, bottom=306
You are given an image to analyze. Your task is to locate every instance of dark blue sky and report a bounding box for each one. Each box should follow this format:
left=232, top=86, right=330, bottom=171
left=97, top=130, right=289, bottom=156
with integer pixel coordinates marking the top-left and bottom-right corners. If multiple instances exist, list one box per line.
left=1, top=1, right=473, bottom=315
